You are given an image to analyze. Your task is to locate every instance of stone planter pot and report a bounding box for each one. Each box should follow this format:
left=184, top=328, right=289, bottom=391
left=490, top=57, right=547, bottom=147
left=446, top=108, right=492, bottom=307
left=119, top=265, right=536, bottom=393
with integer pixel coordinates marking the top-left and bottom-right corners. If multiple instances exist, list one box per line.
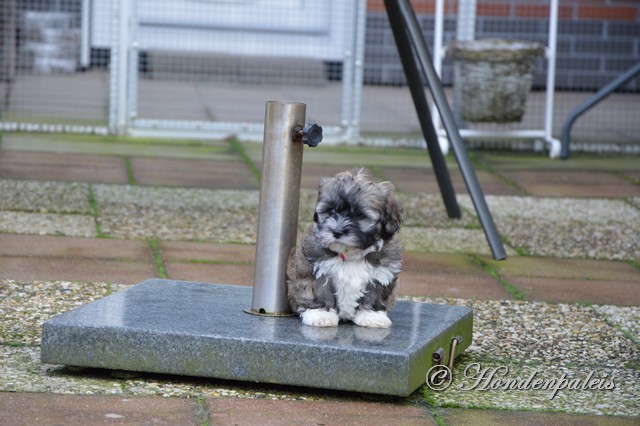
left=448, top=38, right=545, bottom=123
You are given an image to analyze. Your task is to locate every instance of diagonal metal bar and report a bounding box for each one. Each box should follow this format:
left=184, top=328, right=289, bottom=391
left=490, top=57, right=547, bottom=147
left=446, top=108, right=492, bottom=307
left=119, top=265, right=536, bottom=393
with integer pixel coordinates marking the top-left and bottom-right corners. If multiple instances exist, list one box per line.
left=384, top=0, right=506, bottom=260
left=560, top=62, right=640, bottom=159
left=384, top=0, right=461, bottom=219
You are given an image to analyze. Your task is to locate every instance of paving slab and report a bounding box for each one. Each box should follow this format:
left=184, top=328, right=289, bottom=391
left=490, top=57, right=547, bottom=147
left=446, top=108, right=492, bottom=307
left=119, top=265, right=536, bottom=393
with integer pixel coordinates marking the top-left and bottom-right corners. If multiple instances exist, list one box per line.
left=487, top=256, right=640, bottom=282
left=159, top=240, right=256, bottom=263
left=0, top=151, right=128, bottom=184
left=496, top=170, right=639, bottom=197
left=1, top=133, right=236, bottom=160
left=488, top=256, right=640, bottom=305
left=0, top=257, right=157, bottom=285
left=165, top=262, right=255, bottom=286
left=41, top=279, right=473, bottom=397
left=0, top=393, right=198, bottom=426
left=297, top=163, right=367, bottom=190
left=479, top=153, right=640, bottom=173
left=509, top=276, right=640, bottom=306
left=130, top=157, right=259, bottom=189
left=0, top=235, right=157, bottom=284
left=441, top=408, right=639, bottom=426
left=399, top=252, right=513, bottom=299
left=398, top=271, right=512, bottom=300
left=380, top=165, right=524, bottom=196
left=208, top=398, right=433, bottom=425
left=0, top=234, right=153, bottom=260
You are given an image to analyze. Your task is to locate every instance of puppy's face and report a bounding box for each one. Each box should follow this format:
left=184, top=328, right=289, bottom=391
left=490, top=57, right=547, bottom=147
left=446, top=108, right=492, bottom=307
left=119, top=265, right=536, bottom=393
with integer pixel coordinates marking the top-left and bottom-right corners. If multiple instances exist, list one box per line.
left=313, top=170, right=403, bottom=252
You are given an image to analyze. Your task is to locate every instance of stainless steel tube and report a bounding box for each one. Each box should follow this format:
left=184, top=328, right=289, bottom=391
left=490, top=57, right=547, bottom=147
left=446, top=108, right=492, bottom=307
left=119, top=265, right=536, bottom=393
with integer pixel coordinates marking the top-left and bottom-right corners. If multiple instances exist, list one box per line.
left=250, top=101, right=306, bottom=315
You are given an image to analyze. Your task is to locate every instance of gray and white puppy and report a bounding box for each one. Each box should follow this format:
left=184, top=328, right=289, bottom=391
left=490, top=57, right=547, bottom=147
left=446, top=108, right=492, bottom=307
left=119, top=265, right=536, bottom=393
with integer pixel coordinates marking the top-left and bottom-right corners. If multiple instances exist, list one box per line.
left=287, top=169, right=403, bottom=328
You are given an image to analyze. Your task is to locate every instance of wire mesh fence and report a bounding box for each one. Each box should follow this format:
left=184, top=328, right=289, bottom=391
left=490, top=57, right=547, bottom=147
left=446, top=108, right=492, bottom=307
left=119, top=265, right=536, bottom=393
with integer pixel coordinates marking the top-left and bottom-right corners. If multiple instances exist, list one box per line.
left=0, top=0, right=109, bottom=132
left=1, top=0, right=638, bottom=152
left=362, top=0, right=640, bottom=152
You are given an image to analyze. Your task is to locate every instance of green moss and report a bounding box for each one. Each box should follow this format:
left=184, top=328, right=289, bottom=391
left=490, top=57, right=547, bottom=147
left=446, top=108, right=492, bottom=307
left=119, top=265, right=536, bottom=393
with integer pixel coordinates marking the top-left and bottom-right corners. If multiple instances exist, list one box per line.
left=149, top=239, right=168, bottom=279
left=422, top=387, right=447, bottom=426
left=472, top=255, right=526, bottom=301
left=228, top=138, right=261, bottom=183
left=87, top=184, right=107, bottom=238
left=124, top=156, right=136, bottom=185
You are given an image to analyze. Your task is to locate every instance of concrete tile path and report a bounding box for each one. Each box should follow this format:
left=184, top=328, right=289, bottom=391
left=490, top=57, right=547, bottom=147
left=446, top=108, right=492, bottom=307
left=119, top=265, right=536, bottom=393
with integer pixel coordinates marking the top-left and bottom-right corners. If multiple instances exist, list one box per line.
left=0, top=132, right=638, bottom=424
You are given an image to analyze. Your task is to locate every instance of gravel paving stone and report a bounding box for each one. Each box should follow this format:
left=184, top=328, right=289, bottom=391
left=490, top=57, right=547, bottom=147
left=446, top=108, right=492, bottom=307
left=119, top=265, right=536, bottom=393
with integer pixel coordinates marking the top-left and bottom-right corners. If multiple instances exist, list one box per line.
left=398, top=193, right=478, bottom=228
left=401, top=227, right=515, bottom=256
left=0, top=280, right=125, bottom=345
left=431, top=359, right=639, bottom=417
left=1, top=281, right=638, bottom=415
left=0, top=211, right=96, bottom=237
left=93, top=185, right=259, bottom=242
left=0, top=345, right=127, bottom=396
left=0, top=180, right=90, bottom=214
left=458, top=195, right=640, bottom=224
left=455, top=195, right=640, bottom=260
left=498, top=220, right=639, bottom=261
left=403, top=297, right=640, bottom=370
left=593, top=305, right=640, bottom=346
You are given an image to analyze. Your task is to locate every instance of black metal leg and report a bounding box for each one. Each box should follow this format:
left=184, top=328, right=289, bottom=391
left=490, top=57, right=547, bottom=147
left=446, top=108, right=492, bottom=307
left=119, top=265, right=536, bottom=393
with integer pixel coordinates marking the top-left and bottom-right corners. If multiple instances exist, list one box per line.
left=384, top=0, right=461, bottom=220
left=385, top=0, right=507, bottom=260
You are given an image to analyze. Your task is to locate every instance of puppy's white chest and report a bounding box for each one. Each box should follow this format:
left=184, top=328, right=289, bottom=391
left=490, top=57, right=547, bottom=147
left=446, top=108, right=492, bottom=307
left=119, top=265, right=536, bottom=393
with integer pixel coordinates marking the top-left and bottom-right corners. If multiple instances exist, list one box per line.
left=314, top=256, right=392, bottom=320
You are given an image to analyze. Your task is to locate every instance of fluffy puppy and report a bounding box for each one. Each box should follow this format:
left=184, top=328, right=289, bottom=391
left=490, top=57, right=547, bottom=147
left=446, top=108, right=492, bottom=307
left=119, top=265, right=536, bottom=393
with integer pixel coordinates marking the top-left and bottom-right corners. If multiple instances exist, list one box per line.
left=287, top=169, right=403, bottom=328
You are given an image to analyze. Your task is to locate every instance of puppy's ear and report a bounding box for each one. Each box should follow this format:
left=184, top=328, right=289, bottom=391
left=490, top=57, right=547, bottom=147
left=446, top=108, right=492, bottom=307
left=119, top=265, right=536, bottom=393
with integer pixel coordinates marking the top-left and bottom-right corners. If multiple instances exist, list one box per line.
left=379, top=182, right=403, bottom=240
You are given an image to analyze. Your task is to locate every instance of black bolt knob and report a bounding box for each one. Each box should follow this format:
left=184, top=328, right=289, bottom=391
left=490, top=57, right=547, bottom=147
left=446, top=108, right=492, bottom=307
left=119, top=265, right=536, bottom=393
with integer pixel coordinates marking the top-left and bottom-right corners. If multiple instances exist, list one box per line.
left=302, top=123, right=323, bottom=147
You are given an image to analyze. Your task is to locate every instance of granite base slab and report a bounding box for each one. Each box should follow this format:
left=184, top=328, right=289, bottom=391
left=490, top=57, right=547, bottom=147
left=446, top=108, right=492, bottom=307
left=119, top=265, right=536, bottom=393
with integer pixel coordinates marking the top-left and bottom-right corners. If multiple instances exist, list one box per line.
left=41, top=279, right=472, bottom=396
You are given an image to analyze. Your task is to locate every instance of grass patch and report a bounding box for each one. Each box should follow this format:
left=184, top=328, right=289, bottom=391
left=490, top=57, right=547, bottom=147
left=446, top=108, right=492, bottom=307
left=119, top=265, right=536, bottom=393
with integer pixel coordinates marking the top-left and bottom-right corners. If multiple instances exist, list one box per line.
left=194, top=396, right=210, bottom=426
left=227, top=137, right=261, bottom=183
left=471, top=153, right=529, bottom=195
left=421, top=387, right=447, bottom=426
left=472, top=255, right=526, bottom=301
left=149, top=238, right=168, bottom=279
left=124, top=156, right=136, bottom=185
left=87, top=184, right=107, bottom=238
left=627, top=259, right=640, bottom=270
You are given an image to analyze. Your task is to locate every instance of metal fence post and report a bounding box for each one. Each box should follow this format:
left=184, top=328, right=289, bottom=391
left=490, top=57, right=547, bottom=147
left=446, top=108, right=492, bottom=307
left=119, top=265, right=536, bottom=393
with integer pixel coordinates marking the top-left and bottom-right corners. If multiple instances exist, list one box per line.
left=109, top=0, right=132, bottom=135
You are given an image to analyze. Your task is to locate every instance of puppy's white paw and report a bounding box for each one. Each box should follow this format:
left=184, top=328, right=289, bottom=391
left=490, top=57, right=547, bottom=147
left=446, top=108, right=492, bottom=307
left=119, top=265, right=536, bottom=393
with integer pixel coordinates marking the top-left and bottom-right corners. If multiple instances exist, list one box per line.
left=353, top=309, right=392, bottom=328
left=300, top=308, right=339, bottom=327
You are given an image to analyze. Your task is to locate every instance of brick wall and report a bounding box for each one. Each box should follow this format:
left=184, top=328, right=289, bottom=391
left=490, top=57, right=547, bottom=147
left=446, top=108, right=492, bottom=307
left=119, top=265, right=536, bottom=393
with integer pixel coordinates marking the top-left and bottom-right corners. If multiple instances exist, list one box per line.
left=364, top=0, right=640, bottom=91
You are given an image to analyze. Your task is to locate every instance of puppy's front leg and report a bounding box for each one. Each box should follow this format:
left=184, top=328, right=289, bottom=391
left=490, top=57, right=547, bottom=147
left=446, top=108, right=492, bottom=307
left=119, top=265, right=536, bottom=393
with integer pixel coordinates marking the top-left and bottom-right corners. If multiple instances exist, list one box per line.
left=352, top=309, right=391, bottom=328
left=289, top=277, right=339, bottom=327
left=300, top=308, right=339, bottom=327
left=352, top=280, right=395, bottom=328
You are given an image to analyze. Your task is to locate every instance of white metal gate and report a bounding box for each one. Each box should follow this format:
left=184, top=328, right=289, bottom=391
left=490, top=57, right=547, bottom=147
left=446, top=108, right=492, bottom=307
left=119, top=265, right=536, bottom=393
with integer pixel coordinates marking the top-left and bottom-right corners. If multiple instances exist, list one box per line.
left=110, top=0, right=367, bottom=143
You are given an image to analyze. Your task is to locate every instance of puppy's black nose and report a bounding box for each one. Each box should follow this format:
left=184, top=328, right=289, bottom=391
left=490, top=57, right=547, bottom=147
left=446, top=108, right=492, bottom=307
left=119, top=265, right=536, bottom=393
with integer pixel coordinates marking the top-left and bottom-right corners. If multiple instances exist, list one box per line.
left=332, top=231, right=344, bottom=239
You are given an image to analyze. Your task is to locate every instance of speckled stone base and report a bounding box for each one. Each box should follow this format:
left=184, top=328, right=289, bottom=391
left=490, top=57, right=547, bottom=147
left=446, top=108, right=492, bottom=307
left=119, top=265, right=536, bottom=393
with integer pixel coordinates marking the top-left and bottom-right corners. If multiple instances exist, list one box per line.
left=41, top=279, right=472, bottom=396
